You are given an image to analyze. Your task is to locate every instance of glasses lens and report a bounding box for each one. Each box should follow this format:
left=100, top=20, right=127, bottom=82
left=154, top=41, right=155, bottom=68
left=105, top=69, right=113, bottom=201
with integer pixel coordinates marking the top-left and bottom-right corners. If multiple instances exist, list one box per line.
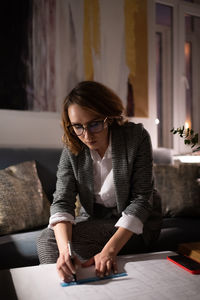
left=69, top=125, right=83, bottom=136
left=88, top=121, right=104, bottom=133
left=68, top=120, right=105, bottom=136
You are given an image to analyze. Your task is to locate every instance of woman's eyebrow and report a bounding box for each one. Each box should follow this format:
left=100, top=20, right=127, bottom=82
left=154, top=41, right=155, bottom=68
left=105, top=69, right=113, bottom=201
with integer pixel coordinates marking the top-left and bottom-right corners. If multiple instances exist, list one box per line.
left=71, top=118, right=101, bottom=126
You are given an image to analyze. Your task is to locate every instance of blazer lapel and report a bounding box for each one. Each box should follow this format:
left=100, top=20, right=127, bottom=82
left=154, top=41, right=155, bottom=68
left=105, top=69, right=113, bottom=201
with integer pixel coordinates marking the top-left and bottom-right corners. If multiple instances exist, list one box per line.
left=111, top=127, right=130, bottom=213
left=77, top=147, right=94, bottom=215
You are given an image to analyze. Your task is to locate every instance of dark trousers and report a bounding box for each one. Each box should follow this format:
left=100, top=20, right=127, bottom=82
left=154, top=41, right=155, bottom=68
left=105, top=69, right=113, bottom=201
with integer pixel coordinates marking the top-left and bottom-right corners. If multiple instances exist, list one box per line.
left=37, top=217, right=160, bottom=264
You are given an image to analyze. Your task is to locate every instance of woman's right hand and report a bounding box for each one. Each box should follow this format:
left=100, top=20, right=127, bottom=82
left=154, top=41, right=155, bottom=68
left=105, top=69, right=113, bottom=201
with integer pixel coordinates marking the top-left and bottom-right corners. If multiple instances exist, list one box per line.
left=53, top=222, right=80, bottom=282
left=56, top=250, right=79, bottom=282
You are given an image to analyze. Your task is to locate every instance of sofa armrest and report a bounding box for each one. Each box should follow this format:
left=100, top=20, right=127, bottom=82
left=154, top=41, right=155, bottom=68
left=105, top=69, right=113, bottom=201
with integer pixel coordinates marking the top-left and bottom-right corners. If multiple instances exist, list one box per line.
left=153, top=147, right=173, bottom=165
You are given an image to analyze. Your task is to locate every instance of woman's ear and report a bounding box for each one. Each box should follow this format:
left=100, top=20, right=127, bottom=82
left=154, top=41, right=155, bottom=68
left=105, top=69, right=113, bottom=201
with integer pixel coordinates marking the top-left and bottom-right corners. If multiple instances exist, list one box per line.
left=107, top=116, right=124, bottom=126
left=107, top=117, right=114, bottom=126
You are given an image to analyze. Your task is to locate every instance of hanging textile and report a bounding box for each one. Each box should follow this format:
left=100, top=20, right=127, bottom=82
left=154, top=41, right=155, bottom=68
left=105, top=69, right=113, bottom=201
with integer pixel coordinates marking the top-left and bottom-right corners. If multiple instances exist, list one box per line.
left=124, top=0, right=148, bottom=117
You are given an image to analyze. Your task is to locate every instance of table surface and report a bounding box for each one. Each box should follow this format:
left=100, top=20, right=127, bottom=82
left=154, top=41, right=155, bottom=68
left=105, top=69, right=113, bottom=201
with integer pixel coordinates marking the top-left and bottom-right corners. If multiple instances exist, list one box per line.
left=1, top=251, right=200, bottom=300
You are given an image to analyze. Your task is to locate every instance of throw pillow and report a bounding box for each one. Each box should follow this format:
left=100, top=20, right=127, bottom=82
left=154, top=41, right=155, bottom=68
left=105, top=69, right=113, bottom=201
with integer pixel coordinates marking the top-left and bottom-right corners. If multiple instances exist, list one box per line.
left=0, top=161, right=50, bottom=235
left=154, top=163, right=200, bottom=217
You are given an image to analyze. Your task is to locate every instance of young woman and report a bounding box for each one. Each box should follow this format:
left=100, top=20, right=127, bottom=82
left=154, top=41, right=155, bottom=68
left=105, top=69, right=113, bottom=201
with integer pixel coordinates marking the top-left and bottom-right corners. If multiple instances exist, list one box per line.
left=37, top=81, right=162, bottom=282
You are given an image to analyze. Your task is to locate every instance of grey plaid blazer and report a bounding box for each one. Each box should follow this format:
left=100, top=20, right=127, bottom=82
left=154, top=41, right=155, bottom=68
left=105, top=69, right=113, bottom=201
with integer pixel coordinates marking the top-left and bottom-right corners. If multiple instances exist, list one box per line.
left=51, top=122, right=162, bottom=235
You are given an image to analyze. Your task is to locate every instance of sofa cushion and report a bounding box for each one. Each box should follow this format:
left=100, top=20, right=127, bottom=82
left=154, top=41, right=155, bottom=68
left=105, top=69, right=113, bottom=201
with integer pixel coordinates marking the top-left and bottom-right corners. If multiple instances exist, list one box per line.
left=0, top=148, right=62, bottom=202
left=0, top=161, right=50, bottom=235
left=0, top=229, right=43, bottom=269
left=154, top=163, right=200, bottom=217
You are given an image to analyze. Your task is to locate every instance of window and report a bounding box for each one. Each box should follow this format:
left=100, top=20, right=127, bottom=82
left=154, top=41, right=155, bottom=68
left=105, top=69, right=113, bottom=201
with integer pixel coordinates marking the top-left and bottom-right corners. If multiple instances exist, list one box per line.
left=156, top=3, right=173, bottom=148
left=154, top=0, right=200, bottom=153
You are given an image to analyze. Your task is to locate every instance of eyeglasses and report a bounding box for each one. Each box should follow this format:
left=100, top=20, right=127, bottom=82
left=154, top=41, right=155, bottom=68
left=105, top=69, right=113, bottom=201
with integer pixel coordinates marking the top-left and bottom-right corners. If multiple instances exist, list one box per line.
left=68, top=117, right=108, bottom=136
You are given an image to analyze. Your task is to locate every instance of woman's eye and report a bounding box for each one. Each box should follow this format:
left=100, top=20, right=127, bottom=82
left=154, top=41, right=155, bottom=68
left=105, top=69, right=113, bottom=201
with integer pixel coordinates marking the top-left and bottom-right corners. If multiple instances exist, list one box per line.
left=74, top=124, right=82, bottom=129
left=89, top=121, right=100, bottom=128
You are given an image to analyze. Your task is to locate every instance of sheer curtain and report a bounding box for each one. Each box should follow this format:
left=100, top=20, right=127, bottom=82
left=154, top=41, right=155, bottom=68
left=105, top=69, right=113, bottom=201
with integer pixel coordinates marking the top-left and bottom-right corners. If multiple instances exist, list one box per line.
left=31, top=0, right=56, bottom=111
left=30, top=0, right=140, bottom=113
left=55, top=0, right=129, bottom=112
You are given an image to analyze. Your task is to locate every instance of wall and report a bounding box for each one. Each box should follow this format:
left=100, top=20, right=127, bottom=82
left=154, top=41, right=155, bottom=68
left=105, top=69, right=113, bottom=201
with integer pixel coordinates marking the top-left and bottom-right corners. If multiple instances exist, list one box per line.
left=0, top=110, right=63, bottom=148
left=0, top=109, right=157, bottom=149
left=0, top=0, right=158, bottom=149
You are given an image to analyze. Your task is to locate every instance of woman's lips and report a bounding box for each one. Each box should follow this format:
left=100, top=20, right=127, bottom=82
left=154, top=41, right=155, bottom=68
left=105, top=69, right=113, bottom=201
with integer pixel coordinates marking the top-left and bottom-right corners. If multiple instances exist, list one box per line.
left=86, top=141, right=96, bottom=146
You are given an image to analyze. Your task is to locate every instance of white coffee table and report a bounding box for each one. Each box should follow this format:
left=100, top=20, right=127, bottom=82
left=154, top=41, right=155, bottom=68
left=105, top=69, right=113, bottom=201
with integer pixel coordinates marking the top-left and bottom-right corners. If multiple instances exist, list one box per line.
left=1, top=251, right=200, bottom=300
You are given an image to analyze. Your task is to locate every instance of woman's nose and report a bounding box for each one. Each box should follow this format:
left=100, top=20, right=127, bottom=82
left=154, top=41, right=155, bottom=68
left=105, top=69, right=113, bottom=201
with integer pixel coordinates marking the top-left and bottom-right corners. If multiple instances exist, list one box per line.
left=83, top=127, right=92, bottom=139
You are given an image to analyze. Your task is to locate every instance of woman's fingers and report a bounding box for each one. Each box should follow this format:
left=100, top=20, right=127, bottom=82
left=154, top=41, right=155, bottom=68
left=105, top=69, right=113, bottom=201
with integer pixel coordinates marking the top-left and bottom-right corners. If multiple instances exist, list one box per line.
left=112, top=260, right=118, bottom=274
left=105, top=259, right=112, bottom=276
left=95, top=255, right=118, bottom=277
left=57, top=255, right=77, bottom=282
left=57, top=260, right=72, bottom=282
left=104, top=258, right=118, bottom=276
left=98, top=259, right=107, bottom=277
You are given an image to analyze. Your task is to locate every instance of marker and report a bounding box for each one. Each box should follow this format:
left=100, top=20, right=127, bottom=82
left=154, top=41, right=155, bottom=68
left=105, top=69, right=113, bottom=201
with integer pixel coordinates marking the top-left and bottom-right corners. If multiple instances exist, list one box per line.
left=67, top=241, right=77, bottom=282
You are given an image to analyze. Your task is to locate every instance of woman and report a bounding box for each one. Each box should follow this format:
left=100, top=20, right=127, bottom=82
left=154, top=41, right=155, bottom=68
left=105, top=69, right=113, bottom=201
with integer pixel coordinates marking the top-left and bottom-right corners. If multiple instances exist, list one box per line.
left=37, top=81, right=162, bottom=282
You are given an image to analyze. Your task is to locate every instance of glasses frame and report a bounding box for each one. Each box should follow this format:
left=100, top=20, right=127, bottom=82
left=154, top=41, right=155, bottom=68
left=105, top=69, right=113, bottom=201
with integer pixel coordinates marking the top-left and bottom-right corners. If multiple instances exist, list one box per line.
left=67, top=117, right=108, bottom=136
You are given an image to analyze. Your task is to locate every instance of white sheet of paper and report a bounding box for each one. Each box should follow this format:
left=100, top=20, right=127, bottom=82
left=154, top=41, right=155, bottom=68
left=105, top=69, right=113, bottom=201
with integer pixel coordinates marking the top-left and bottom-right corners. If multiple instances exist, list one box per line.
left=9, top=251, right=200, bottom=300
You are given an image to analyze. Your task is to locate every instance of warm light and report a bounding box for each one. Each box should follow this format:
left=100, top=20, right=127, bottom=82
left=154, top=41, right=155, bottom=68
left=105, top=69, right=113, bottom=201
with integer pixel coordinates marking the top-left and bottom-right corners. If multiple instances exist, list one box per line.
left=185, top=121, right=189, bottom=129
left=184, top=43, right=190, bottom=58
left=185, top=120, right=191, bottom=130
left=155, top=118, right=160, bottom=125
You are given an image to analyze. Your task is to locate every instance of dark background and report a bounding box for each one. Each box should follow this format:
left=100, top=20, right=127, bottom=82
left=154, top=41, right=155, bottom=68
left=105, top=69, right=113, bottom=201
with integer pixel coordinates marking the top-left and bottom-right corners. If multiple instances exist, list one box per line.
left=0, top=0, right=32, bottom=110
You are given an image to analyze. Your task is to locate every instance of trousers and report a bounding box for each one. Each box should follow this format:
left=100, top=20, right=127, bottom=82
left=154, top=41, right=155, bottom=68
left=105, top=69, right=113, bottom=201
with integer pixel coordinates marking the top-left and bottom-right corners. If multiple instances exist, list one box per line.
left=37, top=217, right=160, bottom=264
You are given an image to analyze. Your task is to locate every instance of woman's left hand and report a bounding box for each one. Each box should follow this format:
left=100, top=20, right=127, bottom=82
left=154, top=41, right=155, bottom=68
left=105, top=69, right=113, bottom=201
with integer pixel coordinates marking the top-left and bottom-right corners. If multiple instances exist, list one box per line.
left=82, top=249, right=118, bottom=277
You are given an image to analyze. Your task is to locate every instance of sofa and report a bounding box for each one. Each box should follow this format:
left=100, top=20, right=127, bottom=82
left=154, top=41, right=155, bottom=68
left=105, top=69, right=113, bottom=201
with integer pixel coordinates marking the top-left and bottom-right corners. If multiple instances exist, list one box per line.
left=0, top=147, right=200, bottom=270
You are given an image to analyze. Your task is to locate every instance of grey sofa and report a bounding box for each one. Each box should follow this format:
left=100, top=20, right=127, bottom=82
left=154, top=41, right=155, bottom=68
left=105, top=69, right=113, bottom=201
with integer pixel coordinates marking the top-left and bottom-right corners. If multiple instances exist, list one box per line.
left=0, top=147, right=199, bottom=270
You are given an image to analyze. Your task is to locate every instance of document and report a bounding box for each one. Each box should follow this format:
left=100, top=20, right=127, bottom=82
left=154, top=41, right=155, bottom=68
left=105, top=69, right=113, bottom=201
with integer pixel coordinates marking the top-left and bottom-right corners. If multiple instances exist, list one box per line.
left=9, top=251, right=200, bottom=300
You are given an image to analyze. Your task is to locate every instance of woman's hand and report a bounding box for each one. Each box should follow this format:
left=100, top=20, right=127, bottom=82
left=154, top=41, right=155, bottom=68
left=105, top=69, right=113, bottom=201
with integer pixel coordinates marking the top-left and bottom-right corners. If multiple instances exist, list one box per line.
left=82, top=248, right=118, bottom=278
left=94, top=249, right=118, bottom=277
left=82, top=227, right=134, bottom=277
left=56, top=251, right=80, bottom=282
left=53, top=222, right=80, bottom=282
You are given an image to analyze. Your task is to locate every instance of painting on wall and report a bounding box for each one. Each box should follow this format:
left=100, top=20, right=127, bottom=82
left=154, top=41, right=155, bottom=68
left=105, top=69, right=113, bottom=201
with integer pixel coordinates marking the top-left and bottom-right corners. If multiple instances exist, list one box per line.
left=1, top=0, right=148, bottom=117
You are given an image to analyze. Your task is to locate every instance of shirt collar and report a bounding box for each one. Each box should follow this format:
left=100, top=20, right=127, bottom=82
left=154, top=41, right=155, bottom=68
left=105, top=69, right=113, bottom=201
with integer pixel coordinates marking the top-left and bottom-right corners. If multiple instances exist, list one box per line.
left=90, top=134, right=112, bottom=161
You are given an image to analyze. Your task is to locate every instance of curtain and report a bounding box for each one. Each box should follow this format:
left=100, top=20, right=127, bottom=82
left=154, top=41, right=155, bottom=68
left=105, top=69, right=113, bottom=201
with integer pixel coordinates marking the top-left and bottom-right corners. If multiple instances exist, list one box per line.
left=30, top=0, right=148, bottom=116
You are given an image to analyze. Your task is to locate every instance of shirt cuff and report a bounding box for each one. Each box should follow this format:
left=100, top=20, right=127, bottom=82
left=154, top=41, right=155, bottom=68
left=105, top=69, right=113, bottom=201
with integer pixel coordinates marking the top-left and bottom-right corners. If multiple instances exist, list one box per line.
left=115, top=212, right=143, bottom=235
left=48, top=212, right=76, bottom=229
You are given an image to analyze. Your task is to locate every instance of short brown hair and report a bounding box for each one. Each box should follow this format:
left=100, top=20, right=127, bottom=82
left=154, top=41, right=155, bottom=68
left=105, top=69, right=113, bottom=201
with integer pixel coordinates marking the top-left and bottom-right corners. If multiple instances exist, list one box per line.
left=62, top=81, right=126, bottom=155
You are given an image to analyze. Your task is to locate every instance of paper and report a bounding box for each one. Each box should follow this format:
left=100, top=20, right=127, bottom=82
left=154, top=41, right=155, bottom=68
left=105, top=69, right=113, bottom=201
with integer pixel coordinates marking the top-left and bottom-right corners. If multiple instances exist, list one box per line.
left=9, top=251, right=200, bottom=300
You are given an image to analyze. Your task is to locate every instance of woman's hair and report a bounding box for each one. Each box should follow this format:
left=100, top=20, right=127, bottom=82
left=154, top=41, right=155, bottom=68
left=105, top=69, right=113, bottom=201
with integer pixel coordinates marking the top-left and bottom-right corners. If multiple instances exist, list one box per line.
left=62, top=81, right=126, bottom=155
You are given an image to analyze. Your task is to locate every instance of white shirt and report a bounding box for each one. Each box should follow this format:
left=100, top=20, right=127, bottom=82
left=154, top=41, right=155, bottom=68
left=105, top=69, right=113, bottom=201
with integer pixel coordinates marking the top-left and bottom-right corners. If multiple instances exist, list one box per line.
left=49, top=140, right=143, bottom=235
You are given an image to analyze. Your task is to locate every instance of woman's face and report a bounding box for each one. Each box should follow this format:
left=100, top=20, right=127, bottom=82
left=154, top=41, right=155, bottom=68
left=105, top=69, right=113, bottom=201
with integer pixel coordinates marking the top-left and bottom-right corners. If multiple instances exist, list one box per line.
left=68, top=104, right=109, bottom=157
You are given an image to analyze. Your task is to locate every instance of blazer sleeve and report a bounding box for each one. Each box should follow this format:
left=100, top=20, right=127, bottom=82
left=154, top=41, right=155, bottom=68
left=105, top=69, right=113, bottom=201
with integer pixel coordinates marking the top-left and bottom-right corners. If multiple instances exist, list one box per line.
left=50, top=148, right=77, bottom=218
left=123, top=127, right=154, bottom=224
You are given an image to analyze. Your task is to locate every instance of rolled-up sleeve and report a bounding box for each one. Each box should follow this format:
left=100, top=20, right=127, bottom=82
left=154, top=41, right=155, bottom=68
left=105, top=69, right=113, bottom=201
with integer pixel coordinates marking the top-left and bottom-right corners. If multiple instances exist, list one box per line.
left=115, top=212, right=143, bottom=234
left=48, top=212, right=76, bottom=229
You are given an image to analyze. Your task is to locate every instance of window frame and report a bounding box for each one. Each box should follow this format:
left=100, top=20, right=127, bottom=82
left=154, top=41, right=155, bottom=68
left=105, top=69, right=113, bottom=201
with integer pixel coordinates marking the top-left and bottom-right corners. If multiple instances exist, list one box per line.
left=178, top=1, right=200, bottom=153
left=151, top=0, right=200, bottom=153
